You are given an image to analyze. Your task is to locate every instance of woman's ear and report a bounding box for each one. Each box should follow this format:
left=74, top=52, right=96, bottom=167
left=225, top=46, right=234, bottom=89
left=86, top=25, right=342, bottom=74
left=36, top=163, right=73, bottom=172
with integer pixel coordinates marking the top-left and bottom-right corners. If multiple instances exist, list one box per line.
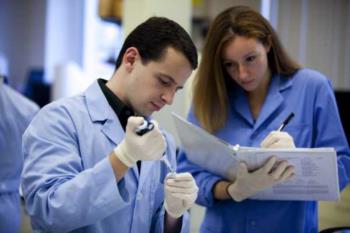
left=122, top=47, right=139, bottom=72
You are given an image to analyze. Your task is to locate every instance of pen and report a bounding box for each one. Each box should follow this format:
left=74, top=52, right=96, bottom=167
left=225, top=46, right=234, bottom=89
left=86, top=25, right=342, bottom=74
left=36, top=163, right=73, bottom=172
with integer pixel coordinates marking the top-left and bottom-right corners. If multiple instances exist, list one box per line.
left=277, top=112, right=295, bottom=131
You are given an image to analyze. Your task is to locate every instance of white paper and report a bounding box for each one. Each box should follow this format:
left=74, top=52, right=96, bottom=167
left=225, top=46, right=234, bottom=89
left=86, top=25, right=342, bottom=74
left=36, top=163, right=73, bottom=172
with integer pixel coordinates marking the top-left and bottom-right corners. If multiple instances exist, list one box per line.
left=172, top=113, right=340, bottom=201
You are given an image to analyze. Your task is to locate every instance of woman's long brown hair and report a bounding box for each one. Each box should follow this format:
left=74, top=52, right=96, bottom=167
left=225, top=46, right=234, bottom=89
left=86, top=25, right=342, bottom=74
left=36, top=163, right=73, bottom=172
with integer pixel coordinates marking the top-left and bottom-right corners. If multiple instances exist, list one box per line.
left=192, top=6, right=300, bottom=133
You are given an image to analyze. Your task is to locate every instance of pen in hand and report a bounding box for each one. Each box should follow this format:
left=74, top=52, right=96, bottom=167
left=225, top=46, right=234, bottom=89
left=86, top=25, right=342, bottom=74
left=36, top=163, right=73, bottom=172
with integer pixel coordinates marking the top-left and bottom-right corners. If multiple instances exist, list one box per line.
left=260, top=112, right=296, bottom=148
left=277, top=112, right=295, bottom=131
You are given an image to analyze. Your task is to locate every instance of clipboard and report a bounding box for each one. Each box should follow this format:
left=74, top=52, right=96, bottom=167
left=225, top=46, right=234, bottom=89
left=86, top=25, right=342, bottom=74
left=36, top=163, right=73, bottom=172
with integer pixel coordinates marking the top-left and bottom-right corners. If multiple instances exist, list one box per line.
left=172, top=113, right=340, bottom=201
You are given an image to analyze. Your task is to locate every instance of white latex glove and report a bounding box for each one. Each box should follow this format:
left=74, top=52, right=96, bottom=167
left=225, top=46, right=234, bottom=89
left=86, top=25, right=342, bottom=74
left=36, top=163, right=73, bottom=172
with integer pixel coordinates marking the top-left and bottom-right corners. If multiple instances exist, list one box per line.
left=114, top=116, right=166, bottom=167
left=227, top=156, right=295, bottom=202
left=260, top=131, right=295, bottom=148
left=164, top=172, right=198, bottom=218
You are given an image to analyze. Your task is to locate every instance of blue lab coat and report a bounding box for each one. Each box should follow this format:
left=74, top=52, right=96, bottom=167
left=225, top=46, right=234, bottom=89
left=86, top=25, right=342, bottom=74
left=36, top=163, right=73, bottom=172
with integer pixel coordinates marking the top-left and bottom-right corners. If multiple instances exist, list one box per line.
left=22, top=81, right=189, bottom=233
left=0, top=78, right=39, bottom=233
left=178, top=68, right=350, bottom=233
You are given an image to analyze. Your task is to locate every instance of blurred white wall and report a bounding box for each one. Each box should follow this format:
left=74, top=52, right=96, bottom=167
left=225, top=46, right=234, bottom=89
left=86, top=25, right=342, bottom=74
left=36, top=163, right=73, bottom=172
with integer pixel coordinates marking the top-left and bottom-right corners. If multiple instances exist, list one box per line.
left=51, top=62, right=95, bottom=101
left=272, top=0, right=350, bottom=90
left=0, top=0, right=46, bottom=89
left=44, top=0, right=85, bottom=83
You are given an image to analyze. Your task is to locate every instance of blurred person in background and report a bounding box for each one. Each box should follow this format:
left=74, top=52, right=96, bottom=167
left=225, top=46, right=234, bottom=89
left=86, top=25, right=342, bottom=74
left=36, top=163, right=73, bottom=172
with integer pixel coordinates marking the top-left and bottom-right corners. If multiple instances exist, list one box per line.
left=0, top=54, right=39, bottom=233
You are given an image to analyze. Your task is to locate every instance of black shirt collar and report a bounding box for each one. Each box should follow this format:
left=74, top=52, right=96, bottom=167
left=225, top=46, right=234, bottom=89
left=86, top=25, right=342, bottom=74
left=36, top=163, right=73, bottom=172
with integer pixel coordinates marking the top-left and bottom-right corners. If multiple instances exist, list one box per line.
left=97, top=78, right=134, bottom=130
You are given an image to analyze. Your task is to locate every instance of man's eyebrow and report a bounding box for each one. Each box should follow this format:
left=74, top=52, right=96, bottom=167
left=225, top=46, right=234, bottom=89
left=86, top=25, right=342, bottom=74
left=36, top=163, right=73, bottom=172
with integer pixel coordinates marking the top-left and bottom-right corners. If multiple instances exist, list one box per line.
left=158, top=73, right=184, bottom=89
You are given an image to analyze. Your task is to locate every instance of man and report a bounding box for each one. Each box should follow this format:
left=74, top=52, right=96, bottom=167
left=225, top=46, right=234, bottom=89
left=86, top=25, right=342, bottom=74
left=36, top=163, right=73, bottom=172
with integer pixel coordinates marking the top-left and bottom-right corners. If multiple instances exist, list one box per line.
left=21, top=17, right=198, bottom=233
left=0, top=72, right=39, bottom=232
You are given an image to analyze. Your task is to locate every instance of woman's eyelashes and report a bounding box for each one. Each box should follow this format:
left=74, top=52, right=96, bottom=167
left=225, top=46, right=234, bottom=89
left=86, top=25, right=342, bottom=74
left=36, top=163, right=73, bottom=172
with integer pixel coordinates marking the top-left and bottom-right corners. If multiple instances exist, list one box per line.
left=223, top=53, right=258, bottom=68
left=246, top=55, right=256, bottom=63
left=223, top=62, right=234, bottom=68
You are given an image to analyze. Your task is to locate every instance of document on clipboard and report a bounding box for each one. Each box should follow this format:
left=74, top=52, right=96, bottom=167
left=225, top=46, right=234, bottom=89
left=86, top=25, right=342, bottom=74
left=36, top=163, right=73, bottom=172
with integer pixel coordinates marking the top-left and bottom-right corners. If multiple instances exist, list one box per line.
left=172, top=113, right=340, bottom=201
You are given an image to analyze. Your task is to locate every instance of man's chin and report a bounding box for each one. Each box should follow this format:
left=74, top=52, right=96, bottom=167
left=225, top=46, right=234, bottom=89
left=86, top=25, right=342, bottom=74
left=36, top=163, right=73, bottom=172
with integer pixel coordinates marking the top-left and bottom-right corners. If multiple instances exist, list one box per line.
left=135, top=109, right=153, bottom=117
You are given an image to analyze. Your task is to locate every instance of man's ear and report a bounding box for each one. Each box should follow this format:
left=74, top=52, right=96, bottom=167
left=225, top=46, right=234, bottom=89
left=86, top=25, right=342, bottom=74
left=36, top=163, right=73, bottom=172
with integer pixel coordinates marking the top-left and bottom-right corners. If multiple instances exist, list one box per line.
left=122, top=47, right=139, bottom=72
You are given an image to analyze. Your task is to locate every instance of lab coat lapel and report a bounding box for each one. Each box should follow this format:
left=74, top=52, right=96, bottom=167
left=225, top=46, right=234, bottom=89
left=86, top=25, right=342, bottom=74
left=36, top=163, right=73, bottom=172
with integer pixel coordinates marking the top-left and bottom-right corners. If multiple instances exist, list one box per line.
left=231, top=87, right=255, bottom=127
left=85, top=81, right=124, bottom=144
left=254, top=74, right=292, bottom=130
left=138, top=160, right=154, bottom=190
left=85, top=81, right=140, bottom=180
left=100, top=119, right=125, bottom=146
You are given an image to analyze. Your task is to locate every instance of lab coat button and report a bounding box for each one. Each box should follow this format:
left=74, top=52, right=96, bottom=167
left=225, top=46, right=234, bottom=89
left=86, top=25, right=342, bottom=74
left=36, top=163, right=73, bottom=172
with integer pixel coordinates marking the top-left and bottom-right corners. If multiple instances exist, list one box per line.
left=137, top=193, right=143, bottom=200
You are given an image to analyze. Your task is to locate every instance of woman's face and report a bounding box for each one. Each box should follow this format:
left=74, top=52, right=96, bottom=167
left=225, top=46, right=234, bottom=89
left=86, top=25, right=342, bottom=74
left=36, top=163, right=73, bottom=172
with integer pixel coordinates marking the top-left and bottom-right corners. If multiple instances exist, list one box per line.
left=221, top=36, right=270, bottom=92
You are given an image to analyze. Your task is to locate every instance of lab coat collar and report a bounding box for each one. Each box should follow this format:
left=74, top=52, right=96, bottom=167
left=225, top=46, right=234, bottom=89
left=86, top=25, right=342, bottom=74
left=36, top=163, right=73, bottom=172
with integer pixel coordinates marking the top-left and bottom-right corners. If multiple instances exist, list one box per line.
left=231, top=87, right=254, bottom=126
left=84, top=80, right=124, bottom=145
left=84, top=81, right=154, bottom=182
left=253, top=74, right=284, bottom=130
left=278, top=73, right=293, bottom=92
left=230, top=73, right=293, bottom=129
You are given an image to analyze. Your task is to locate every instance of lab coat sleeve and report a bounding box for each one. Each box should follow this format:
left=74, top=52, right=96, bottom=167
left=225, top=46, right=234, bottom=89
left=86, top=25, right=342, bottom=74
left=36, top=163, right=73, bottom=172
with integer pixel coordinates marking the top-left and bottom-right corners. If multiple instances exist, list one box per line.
left=21, top=105, right=130, bottom=233
left=0, top=81, right=39, bottom=233
left=150, top=205, right=191, bottom=233
left=313, top=77, right=350, bottom=190
left=180, top=212, right=190, bottom=233
left=151, top=204, right=166, bottom=233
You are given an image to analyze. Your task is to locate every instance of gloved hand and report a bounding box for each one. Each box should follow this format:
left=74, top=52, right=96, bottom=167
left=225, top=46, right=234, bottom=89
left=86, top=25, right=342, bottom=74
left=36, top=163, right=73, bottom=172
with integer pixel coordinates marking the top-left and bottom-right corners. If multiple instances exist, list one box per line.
left=164, top=172, right=199, bottom=218
left=260, top=131, right=295, bottom=148
left=114, top=116, right=166, bottom=167
left=227, top=156, right=295, bottom=202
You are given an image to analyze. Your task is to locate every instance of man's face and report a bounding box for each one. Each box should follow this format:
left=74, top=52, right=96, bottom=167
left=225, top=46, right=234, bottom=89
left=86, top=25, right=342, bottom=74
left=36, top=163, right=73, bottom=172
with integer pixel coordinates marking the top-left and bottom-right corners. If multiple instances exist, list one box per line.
left=124, top=47, right=193, bottom=116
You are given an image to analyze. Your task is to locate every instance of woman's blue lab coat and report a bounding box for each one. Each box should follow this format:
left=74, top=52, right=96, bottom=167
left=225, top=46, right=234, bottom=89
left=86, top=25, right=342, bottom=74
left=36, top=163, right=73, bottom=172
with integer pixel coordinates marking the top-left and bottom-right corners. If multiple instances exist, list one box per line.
left=0, top=78, right=38, bottom=233
left=22, top=81, right=188, bottom=233
left=178, top=68, right=350, bottom=233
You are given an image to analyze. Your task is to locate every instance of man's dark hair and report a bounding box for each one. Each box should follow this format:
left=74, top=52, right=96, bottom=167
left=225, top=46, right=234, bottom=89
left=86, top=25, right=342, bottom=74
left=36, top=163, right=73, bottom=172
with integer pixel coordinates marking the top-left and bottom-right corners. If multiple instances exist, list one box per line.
left=115, top=17, right=198, bottom=70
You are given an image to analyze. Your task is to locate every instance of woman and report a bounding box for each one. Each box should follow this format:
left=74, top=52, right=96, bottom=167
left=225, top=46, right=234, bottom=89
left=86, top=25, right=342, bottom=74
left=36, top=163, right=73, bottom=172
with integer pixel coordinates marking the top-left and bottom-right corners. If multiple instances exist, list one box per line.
left=178, top=6, right=350, bottom=233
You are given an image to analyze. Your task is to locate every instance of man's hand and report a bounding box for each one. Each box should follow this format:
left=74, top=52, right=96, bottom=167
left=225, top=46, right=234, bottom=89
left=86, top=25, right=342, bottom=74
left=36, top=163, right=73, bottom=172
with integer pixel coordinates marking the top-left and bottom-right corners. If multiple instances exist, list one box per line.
left=227, top=156, right=295, bottom=202
left=114, top=116, right=166, bottom=167
left=260, top=131, right=295, bottom=148
left=164, top=173, right=198, bottom=218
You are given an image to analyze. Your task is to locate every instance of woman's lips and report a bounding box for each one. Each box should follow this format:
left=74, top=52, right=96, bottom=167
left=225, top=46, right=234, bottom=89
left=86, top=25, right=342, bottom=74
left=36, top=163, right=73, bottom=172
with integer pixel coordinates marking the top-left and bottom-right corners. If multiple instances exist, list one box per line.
left=241, top=79, right=254, bottom=85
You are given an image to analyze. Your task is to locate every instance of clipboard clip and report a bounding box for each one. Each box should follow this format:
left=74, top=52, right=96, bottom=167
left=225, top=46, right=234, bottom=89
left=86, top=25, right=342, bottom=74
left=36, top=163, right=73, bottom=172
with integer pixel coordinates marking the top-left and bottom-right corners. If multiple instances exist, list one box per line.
left=232, top=144, right=240, bottom=152
left=216, top=137, right=240, bottom=154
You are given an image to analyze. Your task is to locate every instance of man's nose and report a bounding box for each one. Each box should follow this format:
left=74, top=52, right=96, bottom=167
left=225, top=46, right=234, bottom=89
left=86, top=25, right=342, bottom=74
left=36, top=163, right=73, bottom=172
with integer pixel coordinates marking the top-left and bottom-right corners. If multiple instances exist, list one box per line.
left=161, top=88, right=176, bottom=105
